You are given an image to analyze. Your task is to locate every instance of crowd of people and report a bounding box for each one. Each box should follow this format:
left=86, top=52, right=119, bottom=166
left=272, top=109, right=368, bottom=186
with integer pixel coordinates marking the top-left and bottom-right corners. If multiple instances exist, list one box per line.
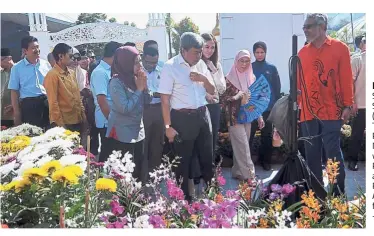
left=0, top=13, right=366, bottom=200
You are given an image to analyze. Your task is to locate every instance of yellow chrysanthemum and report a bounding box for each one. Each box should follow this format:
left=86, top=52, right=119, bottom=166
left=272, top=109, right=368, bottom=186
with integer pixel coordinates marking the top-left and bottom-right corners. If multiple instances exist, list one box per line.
left=23, top=167, right=48, bottom=180
left=14, top=178, right=32, bottom=192
left=51, top=168, right=79, bottom=186
left=3, top=181, right=17, bottom=191
left=0, top=136, right=31, bottom=155
left=41, top=160, right=62, bottom=173
left=64, top=130, right=80, bottom=136
left=95, top=178, right=117, bottom=192
left=63, top=165, right=84, bottom=177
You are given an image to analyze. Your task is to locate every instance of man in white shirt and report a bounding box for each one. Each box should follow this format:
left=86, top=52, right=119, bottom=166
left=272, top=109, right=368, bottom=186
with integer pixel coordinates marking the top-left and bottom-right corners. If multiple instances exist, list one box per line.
left=158, top=32, right=216, bottom=201
left=142, top=43, right=165, bottom=175
left=347, top=34, right=366, bottom=171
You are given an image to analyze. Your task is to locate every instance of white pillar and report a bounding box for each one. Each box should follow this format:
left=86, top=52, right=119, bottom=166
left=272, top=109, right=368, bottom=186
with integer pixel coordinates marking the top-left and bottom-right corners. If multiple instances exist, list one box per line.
left=28, top=13, right=51, bottom=61
left=147, top=14, right=168, bottom=62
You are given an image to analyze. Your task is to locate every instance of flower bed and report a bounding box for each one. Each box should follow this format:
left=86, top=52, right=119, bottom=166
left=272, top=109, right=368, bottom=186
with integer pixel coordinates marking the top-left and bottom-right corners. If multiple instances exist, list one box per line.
left=0, top=124, right=366, bottom=228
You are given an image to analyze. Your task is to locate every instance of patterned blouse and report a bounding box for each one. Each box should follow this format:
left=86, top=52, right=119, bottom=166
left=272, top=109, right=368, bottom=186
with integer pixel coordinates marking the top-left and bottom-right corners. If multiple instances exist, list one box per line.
left=220, top=79, right=242, bottom=127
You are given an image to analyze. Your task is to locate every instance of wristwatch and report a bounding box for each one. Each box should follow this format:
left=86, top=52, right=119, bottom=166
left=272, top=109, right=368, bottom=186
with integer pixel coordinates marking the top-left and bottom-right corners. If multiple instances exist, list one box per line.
left=165, top=125, right=171, bottom=129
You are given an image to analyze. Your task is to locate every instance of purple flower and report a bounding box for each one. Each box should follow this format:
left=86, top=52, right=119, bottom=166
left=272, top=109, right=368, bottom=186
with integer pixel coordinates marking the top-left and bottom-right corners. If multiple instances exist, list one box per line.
left=281, top=184, right=296, bottom=195
left=270, top=184, right=282, bottom=193
left=149, top=215, right=166, bottom=228
left=269, top=192, right=280, bottom=201
left=217, top=176, right=226, bottom=186
left=110, top=199, right=124, bottom=216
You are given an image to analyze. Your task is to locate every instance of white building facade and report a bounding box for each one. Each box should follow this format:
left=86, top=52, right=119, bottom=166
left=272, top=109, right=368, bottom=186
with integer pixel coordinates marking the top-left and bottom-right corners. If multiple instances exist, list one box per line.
left=219, top=13, right=306, bottom=93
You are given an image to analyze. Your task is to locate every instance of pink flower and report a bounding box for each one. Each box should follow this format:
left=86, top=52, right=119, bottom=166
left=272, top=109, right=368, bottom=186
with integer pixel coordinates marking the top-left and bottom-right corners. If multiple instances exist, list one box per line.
left=217, top=176, right=226, bottom=186
left=110, top=198, right=125, bottom=216
left=166, top=179, right=184, bottom=200
left=149, top=215, right=166, bottom=228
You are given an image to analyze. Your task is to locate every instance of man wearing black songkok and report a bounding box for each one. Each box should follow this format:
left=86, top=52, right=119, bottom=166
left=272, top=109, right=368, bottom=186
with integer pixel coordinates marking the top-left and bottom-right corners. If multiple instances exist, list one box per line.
left=250, top=41, right=281, bottom=171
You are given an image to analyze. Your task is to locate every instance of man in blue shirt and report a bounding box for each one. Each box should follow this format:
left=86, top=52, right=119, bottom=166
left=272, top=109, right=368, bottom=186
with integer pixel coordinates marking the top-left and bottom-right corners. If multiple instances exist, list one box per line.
left=250, top=41, right=281, bottom=171
left=90, top=41, right=122, bottom=162
left=8, top=36, right=51, bottom=129
left=142, top=42, right=165, bottom=175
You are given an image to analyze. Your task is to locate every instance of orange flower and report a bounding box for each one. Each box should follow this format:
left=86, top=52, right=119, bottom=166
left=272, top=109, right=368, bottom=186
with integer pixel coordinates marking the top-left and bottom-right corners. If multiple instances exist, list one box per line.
left=215, top=193, right=224, bottom=203
left=326, top=158, right=340, bottom=184
left=259, top=218, right=268, bottom=228
left=301, top=190, right=320, bottom=212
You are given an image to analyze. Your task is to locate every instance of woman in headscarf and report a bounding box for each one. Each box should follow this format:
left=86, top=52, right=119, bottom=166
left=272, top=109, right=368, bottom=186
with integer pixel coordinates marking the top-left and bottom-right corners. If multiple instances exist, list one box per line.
left=250, top=41, right=281, bottom=171
left=221, top=50, right=264, bottom=181
left=104, top=46, right=151, bottom=184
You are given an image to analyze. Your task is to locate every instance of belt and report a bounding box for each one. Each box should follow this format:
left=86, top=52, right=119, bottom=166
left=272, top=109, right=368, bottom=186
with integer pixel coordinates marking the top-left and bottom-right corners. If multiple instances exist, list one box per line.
left=175, top=106, right=206, bottom=113
left=21, top=95, right=47, bottom=102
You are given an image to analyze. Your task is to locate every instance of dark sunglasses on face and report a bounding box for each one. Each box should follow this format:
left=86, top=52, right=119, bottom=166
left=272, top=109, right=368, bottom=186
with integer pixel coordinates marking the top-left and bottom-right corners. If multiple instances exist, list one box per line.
left=70, top=54, right=81, bottom=61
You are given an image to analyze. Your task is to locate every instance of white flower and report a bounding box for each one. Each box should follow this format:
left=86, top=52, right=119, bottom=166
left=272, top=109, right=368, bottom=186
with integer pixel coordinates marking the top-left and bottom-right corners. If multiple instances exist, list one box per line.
left=0, top=161, right=16, bottom=178
left=17, top=161, right=35, bottom=176
left=133, top=215, right=152, bottom=228
left=123, top=162, right=135, bottom=173
left=134, top=181, right=142, bottom=190
left=35, top=155, right=53, bottom=167
left=59, top=155, right=86, bottom=166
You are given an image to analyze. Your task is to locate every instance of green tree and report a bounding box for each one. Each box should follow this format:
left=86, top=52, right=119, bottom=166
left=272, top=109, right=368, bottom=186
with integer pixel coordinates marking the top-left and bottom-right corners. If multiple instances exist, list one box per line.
left=76, top=13, right=107, bottom=24
left=172, top=17, right=200, bottom=54
left=75, top=13, right=108, bottom=59
left=130, top=22, right=137, bottom=27
left=109, top=17, right=117, bottom=23
left=124, top=21, right=129, bottom=25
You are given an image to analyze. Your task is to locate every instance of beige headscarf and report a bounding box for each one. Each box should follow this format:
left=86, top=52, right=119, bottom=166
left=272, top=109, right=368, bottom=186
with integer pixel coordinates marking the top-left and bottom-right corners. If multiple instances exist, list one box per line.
left=226, top=50, right=255, bottom=92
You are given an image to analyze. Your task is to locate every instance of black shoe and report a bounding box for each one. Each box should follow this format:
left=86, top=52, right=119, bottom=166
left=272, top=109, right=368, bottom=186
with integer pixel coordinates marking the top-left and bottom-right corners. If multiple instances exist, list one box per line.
left=348, top=161, right=358, bottom=171
left=262, top=163, right=271, bottom=171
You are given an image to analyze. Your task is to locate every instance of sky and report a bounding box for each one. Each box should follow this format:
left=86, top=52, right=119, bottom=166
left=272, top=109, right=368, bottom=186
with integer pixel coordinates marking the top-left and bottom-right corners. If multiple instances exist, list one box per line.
left=46, top=13, right=217, bottom=33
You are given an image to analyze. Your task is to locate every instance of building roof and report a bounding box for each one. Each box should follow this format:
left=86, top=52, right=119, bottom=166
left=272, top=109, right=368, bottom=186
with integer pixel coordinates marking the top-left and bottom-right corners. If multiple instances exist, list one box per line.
left=1, top=13, right=74, bottom=33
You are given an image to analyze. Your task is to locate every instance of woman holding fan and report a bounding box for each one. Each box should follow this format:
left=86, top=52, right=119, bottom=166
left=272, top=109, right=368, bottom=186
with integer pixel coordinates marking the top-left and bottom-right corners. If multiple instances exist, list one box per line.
left=221, top=50, right=265, bottom=181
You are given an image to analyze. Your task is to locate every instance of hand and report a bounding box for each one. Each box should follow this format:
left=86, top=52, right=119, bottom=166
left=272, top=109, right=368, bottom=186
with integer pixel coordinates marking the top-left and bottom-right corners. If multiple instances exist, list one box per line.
left=135, top=70, right=147, bottom=91
left=14, top=112, right=21, bottom=126
left=206, top=60, right=217, bottom=73
left=165, top=126, right=178, bottom=143
left=206, top=93, right=216, bottom=103
left=341, top=107, right=351, bottom=123
left=190, top=72, right=207, bottom=83
left=228, top=91, right=244, bottom=101
left=4, top=105, right=13, bottom=115
left=257, top=116, right=265, bottom=129
left=352, top=103, right=358, bottom=115
left=241, top=91, right=251, bottom=105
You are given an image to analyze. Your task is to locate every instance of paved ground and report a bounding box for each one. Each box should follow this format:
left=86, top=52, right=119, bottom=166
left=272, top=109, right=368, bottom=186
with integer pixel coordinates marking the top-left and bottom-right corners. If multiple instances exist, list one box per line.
left=220, top=161, right=366, bottom=200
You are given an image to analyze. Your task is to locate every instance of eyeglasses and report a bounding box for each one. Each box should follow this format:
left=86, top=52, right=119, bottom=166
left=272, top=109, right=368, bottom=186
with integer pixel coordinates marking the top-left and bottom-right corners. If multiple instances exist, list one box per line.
left=303, top=23, right=318, bottom=30
left=70, top=54, right=81, bottom=61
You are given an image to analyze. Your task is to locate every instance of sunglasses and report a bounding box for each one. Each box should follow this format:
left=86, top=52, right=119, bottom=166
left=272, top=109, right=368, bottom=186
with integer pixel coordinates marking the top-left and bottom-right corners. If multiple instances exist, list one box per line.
left=70, top=54, right=81, bottom=61
left=303, top=23, right=318, bottom=30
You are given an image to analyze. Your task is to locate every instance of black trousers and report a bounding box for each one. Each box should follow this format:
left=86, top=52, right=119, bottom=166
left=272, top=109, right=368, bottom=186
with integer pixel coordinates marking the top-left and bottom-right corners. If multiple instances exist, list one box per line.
left=190, top=103, right=221, bottom=180
left=347, top=109, right=366, bottom=163
left=98, top=127, right=111, bottom=162
left=249, top=110, right=273, bottom=165
left=1, top=120, right=14, bottom=128
left=65, top=123, right=82, bottom=133
left=89, top=126, right=100, bottom=156
left=105, top=138, right=147, bottom=184
left=144, top=103, right=165, bottom=174
left=207, top=103, right=221, bottom=160
left=170, top=107, right=214, bottom=200
left=20, top=95, right=49, bottom=130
